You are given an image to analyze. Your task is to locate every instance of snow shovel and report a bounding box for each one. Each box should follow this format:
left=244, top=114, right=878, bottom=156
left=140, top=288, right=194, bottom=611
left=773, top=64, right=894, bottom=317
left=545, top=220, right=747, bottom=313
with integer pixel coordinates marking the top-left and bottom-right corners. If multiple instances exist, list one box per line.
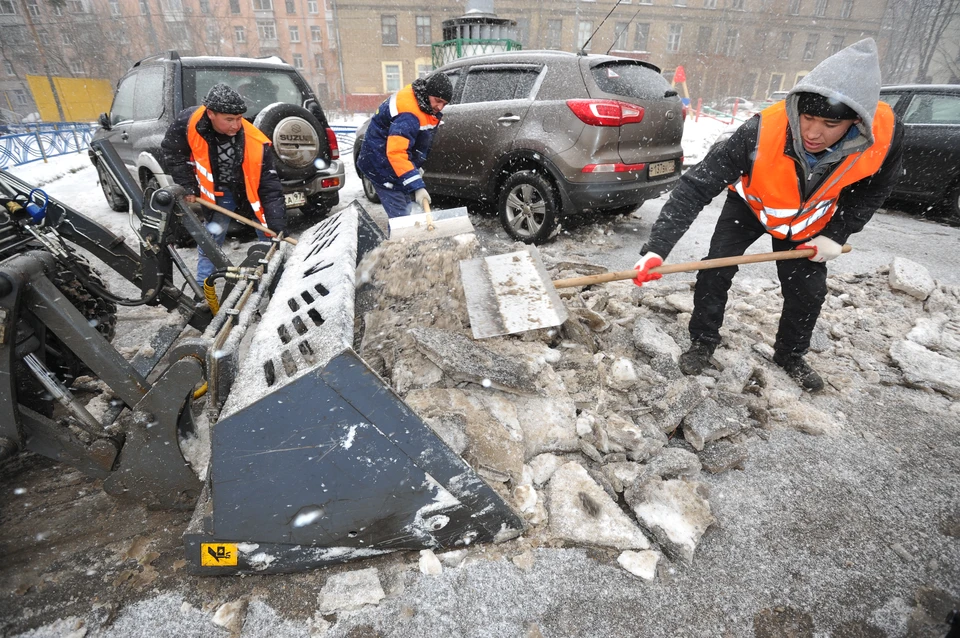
left=461, top=243, right=852, bottom=339
left=195, top=197, right=298, bottom=245
left=388, top=199, right=474, bottom=242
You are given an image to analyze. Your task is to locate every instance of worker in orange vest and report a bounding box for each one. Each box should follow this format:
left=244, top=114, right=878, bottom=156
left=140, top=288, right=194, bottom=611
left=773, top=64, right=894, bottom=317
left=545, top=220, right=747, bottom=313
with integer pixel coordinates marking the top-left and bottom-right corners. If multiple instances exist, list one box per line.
left=161, top=83, right=286, bottom=285
left=632, top=39, right=903, bottom=392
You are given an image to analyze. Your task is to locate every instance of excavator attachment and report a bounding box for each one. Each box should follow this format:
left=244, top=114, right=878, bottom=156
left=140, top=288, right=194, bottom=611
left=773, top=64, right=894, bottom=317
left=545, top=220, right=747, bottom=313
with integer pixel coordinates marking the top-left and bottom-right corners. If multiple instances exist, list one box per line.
left=184, top=201, right=524, bottom=574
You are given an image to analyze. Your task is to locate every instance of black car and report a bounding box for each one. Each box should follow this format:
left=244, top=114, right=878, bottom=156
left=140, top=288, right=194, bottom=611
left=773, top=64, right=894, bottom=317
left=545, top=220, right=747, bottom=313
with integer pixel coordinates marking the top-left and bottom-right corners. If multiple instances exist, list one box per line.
left=90, top=51, right=344, bottom=218
left=880, top=84, right=960, bottom=218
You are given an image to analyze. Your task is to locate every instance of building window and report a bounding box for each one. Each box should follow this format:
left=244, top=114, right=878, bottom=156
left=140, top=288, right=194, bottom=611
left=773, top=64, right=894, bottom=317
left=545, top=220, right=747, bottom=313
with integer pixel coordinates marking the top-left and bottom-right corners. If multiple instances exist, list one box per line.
left=253, top=0, right=271, bottom=10
left=139, top=0, right=149, bottom=14
left=613, top=22, right=630, bottom=50
left=27, top=0, right=40, bottom=16
left=788, top=0, right=801, bottom=14
left=381, top=15, right=398, bottom=46
left=3, top=60, right=13, bottom=75
left=308, top=0, right=318, bottom=13
left=814, top=0, right=827, bottom=15
left=69, top=60, right=84, bottom=74
left=637, top=0, right=652, bottom=5
left=61, top=31, right=73, bottom=45
left=731, top=0, right=745, bottom=9
left=328, top=22, right=337, bottom=48
left=230, top=0, right=239, bottom=12
left=206, top=24, right=217, bottom=41
left=311, top=25, right=322, bottom=42
left=314, top=54, right=323, bottom=69
left=289, top=25, right=299, bottom=42
left=109, top=0, right=121, bottom=13
left=14, top=89, right=29, bottom=105
left=578, top=21, right=593, bottom=51
left=778, top=32, right=793, bottom=59
left=169, top=21, right=188, bottom=42
left=293, top=53, right=303, bottom=68
left=384, top=63, right=401, bottom=92
left=722, top=27, right=739, bottom=56
left=285, top=0, right=294, bottom=12
left=416, top=15, right=430, bottom=46
left=515, top=17, right=530, bottom=45
left=704, top=0, right=717, bottom=8
left=417, top=62, right=431, bottom=78
left=768, top=73, right=783, bottom=96
left=667, top=24, right=682, bottom=53
left=52, top=2, right=61, bottom=13
left=634, top=23, right=649, bottom=51
left=0, top=0, right=17, bottom=15
left=827, top=34, right=844, bottom=54
left=199, top=0, right=209, bottom=12
left=258, top=21, right=277, bottom=40
left=840, top=0, right=852, bottom=17
left=674, top=0, right=686, bottom=6
left=67, top=0, right=85, bottom=12
left=696, top=26, right=711, bottom=53
left=235, top=25, right=246, bottom=42
left=546, top=19, right=562, bottom=49
left=803, top=34, right=819, bottom=60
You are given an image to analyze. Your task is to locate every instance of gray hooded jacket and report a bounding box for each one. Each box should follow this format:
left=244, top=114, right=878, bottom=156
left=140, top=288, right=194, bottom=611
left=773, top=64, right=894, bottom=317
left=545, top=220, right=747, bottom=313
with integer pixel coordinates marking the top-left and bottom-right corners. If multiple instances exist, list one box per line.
left=642, top=38, right=903, bottom=258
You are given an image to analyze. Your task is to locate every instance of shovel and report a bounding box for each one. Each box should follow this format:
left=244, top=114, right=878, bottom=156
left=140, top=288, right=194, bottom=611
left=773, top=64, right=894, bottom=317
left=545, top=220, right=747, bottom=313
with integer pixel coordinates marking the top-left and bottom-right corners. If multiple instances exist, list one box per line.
left=194, top=198, right=298, bottom=245
left=387, top=198, right=474, bottom=242
left=460, top=243, right=852, bottom=339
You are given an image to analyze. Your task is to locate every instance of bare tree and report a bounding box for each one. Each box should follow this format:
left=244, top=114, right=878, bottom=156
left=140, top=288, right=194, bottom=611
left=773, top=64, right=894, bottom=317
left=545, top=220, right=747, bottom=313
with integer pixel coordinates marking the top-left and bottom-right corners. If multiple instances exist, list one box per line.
left=883, top=0, right=960, bottom=82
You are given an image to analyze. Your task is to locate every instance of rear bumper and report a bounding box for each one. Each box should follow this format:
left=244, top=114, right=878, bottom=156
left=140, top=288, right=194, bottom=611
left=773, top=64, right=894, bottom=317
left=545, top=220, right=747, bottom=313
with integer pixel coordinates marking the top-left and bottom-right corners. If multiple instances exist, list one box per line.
left=558, top=171, right=681, bottom=214
left=285, top=160, right=345, bottom=197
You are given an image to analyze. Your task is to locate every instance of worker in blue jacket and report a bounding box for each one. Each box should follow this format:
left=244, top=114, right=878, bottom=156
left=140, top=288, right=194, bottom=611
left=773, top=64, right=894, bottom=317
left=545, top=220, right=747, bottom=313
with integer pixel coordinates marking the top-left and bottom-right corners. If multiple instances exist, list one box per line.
left=357, top=73, right=452, bottom=219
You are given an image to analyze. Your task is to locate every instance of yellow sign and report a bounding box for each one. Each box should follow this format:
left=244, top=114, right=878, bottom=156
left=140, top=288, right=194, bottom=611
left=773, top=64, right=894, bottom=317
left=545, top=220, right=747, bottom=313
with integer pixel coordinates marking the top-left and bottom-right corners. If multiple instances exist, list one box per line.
left=25, top=75, right=114, bottom=122
left=200, top=543, right=238, bottom=566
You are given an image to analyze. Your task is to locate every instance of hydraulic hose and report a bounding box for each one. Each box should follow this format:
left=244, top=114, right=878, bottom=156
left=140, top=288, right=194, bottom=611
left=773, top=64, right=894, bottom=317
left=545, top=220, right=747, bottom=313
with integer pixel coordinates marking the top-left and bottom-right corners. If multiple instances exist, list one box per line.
left=203, top=270, right=230, bottom=315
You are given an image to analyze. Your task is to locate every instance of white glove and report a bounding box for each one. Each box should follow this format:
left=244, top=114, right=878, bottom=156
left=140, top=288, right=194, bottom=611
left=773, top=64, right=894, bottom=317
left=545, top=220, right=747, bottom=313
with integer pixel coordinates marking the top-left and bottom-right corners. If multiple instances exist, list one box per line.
left=414, top=188, right=431, bottom=208
left=632, top=252, right=663, bottom=286
left=799, top=236, right=843, bottom=263
left=418, top=167, right=425, bottom=177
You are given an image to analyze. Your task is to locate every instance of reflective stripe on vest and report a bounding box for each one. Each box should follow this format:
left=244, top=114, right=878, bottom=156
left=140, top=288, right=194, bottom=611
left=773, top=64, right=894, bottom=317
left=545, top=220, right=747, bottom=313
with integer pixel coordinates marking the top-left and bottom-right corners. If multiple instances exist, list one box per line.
left=186, top=106, right=273, bottom=224
left=729, top=100, right=895, bottom=241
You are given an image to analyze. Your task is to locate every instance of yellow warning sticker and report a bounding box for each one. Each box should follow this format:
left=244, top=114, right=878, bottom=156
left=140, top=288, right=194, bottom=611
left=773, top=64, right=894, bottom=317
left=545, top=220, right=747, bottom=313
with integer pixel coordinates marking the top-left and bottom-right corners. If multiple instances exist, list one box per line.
left=201, top=543, right=238, bottom=566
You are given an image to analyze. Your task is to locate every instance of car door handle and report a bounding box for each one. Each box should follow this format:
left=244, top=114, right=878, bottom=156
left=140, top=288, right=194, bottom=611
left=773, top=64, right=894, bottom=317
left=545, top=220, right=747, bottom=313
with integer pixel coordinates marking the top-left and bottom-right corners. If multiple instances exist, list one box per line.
left=498, top=115, right=521, bottom=123
left=120, top=132, right=129, bottom=141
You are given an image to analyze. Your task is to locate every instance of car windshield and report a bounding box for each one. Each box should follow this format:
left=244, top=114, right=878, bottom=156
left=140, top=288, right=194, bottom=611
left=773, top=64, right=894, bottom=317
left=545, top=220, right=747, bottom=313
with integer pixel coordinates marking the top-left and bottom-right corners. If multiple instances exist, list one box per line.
left=590, top=62, right=672, bottom=100
left=182, top=68, right=304, bottom=121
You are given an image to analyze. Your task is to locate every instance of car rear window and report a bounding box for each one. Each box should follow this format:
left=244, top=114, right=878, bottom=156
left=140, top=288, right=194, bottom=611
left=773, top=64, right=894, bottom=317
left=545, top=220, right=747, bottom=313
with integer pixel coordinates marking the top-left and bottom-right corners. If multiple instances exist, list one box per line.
left=182, top=68, right=305, bottom=120
left=590, top=62, right=671, bottom=100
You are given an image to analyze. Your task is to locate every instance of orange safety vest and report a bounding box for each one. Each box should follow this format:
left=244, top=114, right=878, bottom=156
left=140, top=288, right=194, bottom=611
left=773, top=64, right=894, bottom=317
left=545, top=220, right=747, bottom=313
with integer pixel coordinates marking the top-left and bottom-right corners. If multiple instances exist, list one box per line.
left=730, top=100, right=895, bottom=241
left=186, top=106, right=273, bottom=226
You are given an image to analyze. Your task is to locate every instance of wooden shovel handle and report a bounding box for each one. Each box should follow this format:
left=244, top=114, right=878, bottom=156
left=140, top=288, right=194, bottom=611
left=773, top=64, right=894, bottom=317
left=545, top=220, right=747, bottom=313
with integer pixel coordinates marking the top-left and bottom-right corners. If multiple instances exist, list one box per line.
left=552, top=244, right=852, bottom=289
left=421, top=198, right=435, bottom=230
left=194, top=197, right=297, bottom=246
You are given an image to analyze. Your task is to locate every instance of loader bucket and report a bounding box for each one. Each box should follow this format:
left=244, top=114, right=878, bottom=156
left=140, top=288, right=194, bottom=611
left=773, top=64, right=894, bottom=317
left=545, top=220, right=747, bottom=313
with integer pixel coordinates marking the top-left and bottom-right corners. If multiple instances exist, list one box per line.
left=184, top=201, right=524, bottom=574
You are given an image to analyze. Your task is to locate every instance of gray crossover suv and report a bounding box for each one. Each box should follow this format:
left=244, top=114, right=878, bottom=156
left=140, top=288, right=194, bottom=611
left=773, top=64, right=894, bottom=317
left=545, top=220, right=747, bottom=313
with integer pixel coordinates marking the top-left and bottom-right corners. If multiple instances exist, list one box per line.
left=355, top=50, right=684, bottom=243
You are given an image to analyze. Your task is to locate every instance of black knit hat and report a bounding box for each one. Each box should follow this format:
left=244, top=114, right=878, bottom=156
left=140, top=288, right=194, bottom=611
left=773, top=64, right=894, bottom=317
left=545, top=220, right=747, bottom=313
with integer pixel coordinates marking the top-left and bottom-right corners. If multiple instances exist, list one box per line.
left=796, top=92, right=859, bottom=120
left=424, top=73, right=453, bottom=102
left=203, top=83, right=247, bottom=115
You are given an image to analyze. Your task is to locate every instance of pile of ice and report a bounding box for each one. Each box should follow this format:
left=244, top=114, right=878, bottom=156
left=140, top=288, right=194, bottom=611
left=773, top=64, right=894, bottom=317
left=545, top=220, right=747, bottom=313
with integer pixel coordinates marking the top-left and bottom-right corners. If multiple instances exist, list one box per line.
left=355, top=237, right=960, bottom=583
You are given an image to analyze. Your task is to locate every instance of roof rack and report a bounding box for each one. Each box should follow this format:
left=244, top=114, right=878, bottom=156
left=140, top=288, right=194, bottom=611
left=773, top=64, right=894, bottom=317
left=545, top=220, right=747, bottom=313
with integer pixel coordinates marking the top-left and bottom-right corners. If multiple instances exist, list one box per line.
left=133, top=50, right=180, bottom=68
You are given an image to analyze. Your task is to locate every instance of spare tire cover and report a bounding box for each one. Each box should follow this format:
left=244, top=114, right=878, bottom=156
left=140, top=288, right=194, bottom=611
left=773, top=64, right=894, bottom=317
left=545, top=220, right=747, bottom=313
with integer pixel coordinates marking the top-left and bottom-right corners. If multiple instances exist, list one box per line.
left=254, top=103, right=327, bottom=181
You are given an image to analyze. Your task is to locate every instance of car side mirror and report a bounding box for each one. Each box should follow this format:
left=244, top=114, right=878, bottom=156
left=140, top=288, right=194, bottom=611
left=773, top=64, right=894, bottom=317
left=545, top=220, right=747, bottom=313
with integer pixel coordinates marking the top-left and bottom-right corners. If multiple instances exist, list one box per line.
left=664, top=90, right=679, bottom=98
left=98, top=113, right=112, bottom=130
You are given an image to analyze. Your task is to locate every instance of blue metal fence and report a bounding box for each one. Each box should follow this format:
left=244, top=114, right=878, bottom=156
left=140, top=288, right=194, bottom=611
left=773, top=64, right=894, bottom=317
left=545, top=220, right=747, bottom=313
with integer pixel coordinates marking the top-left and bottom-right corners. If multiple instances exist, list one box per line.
left=0, top=123, right=95, bottom=169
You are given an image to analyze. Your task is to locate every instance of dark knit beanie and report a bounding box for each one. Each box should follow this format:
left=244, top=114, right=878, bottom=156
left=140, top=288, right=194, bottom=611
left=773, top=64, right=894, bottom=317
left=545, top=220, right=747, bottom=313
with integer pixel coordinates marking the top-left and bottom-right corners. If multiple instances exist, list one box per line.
left=203, top=83, right=247, bottom=115
left=796, top=92, right=859, bottom=120
left=424, top=73, right=453, bottom=102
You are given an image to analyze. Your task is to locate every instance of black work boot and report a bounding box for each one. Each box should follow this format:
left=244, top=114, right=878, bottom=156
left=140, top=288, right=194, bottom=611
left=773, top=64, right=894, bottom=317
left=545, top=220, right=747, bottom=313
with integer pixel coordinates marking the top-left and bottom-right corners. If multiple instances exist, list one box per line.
left=773, top=352, right=824, bottom=392
left=679, top=341, right=716, bottom=376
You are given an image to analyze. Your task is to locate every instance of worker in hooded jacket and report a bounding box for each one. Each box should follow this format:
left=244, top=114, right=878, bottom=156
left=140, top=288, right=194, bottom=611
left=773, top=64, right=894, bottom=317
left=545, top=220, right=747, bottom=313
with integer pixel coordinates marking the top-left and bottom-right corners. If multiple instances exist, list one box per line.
left=161, top=82, right=286, bottom=285
left=632, top=38, right=903, bottom=392
left=356, top=72, right=453, bottom=220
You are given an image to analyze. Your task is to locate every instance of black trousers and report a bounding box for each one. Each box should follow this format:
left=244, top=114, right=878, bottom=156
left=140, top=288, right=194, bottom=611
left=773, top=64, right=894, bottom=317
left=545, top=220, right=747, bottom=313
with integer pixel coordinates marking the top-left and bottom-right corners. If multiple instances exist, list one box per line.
left=688, top=192, right=828, bottom=355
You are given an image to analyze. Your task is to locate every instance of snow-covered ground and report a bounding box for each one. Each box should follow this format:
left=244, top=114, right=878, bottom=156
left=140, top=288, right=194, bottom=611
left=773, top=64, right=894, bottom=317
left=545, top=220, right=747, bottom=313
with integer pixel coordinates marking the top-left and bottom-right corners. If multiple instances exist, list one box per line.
left=3, top=116, right=960, bottom=638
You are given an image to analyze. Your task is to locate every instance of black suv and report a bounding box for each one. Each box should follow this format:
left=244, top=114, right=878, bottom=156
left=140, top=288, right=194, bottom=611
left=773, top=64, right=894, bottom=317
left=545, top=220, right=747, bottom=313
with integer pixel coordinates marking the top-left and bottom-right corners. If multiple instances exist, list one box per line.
left=90, top=51, right=344, bottom=218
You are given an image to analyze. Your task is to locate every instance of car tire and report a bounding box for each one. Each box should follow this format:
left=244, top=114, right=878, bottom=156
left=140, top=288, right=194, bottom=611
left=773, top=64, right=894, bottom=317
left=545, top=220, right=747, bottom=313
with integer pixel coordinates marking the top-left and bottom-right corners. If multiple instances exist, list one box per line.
left=254, top=104, right=327, bottom=182
left=498, top=170, right=559, bottom=245
left=945, top=181, right=960, bottom=221
left=96, top=161, right=129, bottom=212
left=360, top=171, right=380, bottom=204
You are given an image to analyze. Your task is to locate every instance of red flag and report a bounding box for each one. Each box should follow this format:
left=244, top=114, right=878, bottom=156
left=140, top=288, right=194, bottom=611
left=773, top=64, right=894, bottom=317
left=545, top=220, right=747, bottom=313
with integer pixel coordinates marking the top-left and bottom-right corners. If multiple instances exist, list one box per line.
left=674, top=65, right=687, bottom=84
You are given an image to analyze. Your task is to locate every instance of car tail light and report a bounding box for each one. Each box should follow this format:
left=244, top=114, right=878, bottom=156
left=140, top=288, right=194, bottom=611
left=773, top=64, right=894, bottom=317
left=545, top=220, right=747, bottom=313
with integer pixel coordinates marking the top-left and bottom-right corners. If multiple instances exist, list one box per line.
left=325, top=128, right=340, bottom=159
left=681, top=103, right=688, bottom=120
left=582, top=163, right=647, bottom=173
left=567, top=99, right=645, bottom=127
left=321, top=177, right=340, bottom=188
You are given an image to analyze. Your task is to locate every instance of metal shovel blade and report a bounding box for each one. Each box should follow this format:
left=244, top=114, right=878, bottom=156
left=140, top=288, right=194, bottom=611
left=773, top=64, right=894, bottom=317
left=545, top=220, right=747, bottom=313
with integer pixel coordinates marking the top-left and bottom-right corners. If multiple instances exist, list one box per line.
left=460, top=245, right=568, bottom=340
left=388, top=204, right=474, bottom=241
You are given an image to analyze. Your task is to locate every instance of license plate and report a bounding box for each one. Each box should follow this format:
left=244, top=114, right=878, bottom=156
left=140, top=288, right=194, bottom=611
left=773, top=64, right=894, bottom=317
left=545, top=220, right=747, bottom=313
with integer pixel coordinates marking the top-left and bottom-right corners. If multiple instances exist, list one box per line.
left=649, top=161, right=676, bottom=178
left=284, top=191, right=307, bottom=208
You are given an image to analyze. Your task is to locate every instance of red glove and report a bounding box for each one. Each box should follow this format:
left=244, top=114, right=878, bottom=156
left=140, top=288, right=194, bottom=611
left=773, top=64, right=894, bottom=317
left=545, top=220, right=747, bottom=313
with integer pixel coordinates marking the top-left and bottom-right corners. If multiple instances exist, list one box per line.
left=632, top=253, right=663, bottom=287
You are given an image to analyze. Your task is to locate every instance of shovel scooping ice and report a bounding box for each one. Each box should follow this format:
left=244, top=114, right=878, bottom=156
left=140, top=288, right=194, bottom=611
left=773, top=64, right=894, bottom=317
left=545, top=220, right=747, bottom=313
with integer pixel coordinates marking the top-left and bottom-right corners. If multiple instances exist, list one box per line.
left=388, top=199, right=474, bottom=242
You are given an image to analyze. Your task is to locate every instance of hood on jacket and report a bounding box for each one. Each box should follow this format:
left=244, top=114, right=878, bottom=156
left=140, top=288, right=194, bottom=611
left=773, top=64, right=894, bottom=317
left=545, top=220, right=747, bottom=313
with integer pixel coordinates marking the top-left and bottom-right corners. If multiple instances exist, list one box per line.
left=785, top=38, right=882, bottom=154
